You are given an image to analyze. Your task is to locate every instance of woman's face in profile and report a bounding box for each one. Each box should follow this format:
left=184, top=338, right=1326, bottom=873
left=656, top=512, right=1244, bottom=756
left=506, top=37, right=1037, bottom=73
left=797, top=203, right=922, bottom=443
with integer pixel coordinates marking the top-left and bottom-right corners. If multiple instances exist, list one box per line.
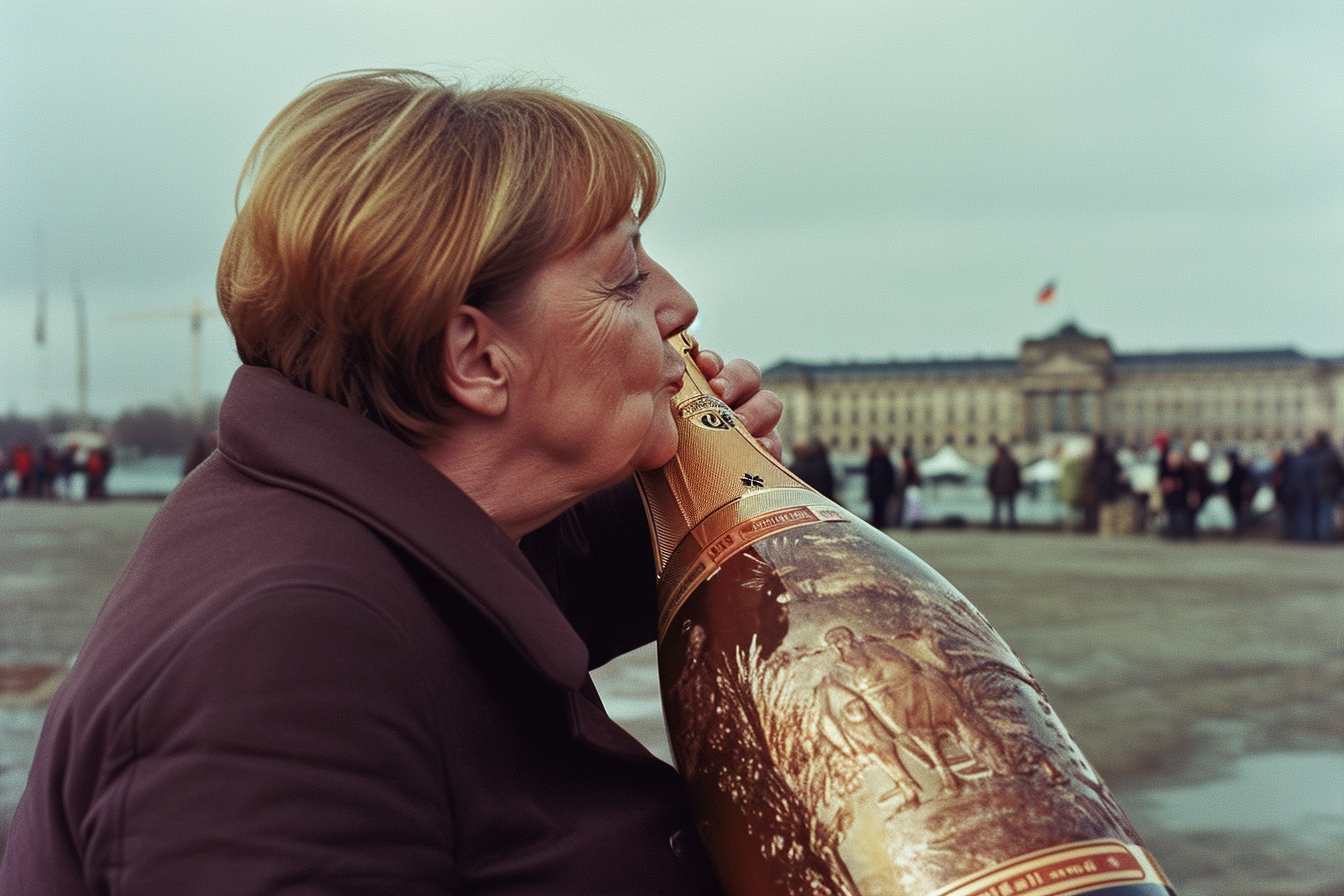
left=497, top=214, right=698, bottom=495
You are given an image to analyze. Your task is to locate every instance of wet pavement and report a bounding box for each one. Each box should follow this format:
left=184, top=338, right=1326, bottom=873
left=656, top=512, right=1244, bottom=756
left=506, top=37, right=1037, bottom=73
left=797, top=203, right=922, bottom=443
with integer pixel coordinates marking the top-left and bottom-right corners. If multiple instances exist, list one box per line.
left=3, top=500, right=1342, bottom=894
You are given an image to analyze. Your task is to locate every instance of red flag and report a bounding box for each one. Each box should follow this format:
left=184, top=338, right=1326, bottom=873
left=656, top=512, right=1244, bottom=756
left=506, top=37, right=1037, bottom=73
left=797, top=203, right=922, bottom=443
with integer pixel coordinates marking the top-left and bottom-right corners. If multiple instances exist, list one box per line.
left=1036, top=280, right=1056, bottom=304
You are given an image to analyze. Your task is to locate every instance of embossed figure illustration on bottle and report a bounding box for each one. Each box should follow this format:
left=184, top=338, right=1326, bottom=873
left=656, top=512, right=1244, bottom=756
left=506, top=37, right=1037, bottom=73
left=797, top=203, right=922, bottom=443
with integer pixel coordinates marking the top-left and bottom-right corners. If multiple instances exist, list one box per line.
left=635, top=334, right=1175, bottom=896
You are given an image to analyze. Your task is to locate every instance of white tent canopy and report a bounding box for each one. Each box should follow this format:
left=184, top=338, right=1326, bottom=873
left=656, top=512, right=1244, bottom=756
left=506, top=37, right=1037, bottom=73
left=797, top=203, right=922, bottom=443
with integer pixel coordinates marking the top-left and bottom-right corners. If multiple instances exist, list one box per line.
left=1022, top=458, right=1062, bottom=484
left=918, top=445, right=979, bottom=480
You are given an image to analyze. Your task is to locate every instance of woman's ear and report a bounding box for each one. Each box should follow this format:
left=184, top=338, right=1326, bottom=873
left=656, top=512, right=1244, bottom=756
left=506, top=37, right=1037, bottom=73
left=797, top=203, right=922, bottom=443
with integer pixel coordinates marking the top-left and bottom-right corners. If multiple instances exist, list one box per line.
left=441, top=305, right=509, bottom=417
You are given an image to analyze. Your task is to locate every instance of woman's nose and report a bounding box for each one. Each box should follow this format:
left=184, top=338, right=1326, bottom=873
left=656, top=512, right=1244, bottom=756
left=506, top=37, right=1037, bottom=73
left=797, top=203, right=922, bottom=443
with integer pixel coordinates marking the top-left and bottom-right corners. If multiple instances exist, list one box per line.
left=656, top=272, right=698, bottom=339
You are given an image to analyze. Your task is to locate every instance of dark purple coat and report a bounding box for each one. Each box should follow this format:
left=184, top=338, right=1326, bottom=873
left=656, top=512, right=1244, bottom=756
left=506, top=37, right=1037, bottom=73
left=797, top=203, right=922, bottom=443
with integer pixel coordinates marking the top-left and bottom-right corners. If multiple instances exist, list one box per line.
left=1, top=366, right=722, bottom=895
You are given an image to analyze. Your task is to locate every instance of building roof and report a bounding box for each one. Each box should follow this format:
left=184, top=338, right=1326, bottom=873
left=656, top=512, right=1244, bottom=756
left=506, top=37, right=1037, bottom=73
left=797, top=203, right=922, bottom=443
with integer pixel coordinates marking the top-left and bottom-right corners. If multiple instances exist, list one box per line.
left=763, top=357, right=1018, bottom=382
left=1112, top=348, right=1312, bottom=371
left=763, top=334, right=1324, bottom=382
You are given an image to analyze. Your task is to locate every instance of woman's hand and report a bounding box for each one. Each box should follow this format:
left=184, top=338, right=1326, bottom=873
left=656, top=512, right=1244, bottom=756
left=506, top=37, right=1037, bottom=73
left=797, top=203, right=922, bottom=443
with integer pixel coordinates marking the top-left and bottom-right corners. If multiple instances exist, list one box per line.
left=694, top=349, right=784, bottom=461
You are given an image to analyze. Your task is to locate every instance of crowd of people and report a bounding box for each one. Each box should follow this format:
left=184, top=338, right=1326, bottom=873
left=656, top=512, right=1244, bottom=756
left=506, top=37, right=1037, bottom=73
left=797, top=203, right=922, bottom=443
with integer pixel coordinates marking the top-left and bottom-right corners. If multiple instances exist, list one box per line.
left=796, top=431, right=1343, bottom=543
left=0, top=441, right=114, bottom=500
left=1092, top=430, right=1342, bottom=542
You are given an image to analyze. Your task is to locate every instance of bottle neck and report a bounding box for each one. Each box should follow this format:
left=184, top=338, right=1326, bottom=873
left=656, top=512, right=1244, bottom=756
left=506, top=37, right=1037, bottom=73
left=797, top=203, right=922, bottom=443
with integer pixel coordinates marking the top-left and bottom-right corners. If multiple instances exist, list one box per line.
left=667, top=332, right=717, bottom=405
left=636, top=334, right=815, bottom=574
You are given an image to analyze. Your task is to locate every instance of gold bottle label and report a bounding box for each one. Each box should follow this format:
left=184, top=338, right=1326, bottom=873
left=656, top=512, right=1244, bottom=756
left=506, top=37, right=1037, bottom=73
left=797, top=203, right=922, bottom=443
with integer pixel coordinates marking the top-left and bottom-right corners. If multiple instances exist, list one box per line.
left=930, top=839, right=1170, bottom=896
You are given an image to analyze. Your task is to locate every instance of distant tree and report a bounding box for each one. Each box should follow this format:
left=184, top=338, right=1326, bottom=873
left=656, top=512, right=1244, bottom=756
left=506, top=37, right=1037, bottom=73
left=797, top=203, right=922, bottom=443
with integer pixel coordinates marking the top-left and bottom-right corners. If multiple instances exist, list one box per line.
left=0, top=414, right=47, bottom=450
left=112, top=406, right=201, bottom=456
left=44, top=409, right=107, bottom=436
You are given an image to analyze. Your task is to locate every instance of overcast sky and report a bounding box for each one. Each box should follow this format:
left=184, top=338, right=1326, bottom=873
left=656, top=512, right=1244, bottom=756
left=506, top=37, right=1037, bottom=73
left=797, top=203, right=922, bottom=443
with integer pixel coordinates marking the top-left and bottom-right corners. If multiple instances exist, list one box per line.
left=3, top=0, right=1341, bottom=417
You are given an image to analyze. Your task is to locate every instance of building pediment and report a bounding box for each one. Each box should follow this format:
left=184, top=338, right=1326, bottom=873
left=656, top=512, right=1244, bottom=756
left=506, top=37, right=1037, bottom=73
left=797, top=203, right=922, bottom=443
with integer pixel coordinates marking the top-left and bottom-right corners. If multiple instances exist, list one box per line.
left=1028, top=352, right=1104, bottom=378
left=1019, top=351, right=1110, bottom=391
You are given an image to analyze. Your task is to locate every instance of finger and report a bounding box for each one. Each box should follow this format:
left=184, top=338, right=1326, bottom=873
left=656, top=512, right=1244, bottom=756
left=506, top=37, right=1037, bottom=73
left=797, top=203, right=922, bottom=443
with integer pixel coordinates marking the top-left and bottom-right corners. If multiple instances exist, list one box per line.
left=757, top=430, right=784, bottom=462
left=693, top=349, right=724, bottom=384
left=732, top=389, right=783, bottom=441
left=714, top=358, right=762, bottom=406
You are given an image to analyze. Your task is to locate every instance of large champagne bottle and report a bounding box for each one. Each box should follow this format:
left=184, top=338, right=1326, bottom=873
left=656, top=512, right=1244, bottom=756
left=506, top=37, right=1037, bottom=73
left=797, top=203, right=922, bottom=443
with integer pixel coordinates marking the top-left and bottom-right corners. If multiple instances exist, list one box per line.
left=634, top=335, right=1174, bottom=896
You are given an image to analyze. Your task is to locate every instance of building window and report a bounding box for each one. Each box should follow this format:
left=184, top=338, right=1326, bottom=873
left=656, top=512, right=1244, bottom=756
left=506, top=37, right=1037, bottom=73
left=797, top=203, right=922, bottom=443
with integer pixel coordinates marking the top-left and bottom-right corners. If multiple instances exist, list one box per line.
left=1031, top=393, right=1049, bottom=435
left=1053, top=393, right=1070, bottom=432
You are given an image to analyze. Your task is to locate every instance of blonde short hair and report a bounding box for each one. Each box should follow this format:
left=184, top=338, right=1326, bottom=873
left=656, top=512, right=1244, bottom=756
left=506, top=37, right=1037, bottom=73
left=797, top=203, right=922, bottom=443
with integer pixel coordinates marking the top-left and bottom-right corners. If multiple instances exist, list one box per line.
left=218, top=70, right=662, bottom=446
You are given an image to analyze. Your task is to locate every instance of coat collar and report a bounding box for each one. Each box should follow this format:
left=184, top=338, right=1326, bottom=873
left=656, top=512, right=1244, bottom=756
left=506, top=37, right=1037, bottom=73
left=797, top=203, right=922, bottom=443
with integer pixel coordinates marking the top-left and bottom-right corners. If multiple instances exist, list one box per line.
left=215, top=365, right=592, bottom=692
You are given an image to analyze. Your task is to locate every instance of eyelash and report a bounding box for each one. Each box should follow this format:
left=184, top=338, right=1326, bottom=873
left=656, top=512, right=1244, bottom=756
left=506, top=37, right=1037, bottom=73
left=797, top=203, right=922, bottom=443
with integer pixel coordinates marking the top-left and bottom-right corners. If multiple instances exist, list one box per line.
left=616, top=271, right=650, bottom=298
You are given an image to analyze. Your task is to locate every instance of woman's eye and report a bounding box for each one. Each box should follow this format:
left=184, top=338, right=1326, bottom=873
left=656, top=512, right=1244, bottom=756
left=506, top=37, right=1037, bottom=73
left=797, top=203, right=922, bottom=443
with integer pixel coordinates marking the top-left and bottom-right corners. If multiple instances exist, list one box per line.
left=616, top=271, right=650, bottom=298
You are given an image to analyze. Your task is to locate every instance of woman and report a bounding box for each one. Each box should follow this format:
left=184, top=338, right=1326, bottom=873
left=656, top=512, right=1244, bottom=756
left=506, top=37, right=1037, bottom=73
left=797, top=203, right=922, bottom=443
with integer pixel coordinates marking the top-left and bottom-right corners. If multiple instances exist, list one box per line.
left=1, top=71, right=781, bottom=895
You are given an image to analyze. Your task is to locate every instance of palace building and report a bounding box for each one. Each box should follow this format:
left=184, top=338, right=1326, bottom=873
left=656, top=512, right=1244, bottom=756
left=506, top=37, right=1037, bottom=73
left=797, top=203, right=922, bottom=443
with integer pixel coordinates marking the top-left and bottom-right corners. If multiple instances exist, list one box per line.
left=762, top=323, right=1343, bottom=463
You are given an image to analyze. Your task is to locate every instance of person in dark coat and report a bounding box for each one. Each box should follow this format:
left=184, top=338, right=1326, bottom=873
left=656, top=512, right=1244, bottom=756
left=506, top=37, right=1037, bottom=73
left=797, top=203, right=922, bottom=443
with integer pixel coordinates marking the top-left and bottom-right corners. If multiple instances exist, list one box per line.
left=1297, top=432, right=1344, bottom=540
left=1, top=70, right=784, bottom=896
left=1084, top=434, right=1125, bottom=535
left=789, top=437, right=836, bottom=500
left=1271, top=447, right=1298, bottom=539
left=1317, top=433, right=1344, bottom=539
left=863, top=439, right=897, bottom=528
left=986, top=443, right=1022, bottom=529
left=1223, top=448, right=1253, bottom=534
left=1160, top=445, right=1196, bottom=539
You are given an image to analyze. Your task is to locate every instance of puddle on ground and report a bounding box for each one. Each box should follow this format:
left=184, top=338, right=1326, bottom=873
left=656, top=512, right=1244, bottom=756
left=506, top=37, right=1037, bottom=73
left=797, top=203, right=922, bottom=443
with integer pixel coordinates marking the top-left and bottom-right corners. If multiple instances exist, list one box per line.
left=1138, top=751, right=1344, bottom=833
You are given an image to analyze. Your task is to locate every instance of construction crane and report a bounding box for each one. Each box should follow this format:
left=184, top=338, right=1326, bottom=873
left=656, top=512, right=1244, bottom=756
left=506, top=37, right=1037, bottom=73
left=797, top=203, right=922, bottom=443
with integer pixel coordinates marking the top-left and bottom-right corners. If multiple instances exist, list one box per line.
left=73, top=277, right=89, bottom=427
left=32, top=232, right=93, bottom=428
left=110, top=296, right=213, bottom=422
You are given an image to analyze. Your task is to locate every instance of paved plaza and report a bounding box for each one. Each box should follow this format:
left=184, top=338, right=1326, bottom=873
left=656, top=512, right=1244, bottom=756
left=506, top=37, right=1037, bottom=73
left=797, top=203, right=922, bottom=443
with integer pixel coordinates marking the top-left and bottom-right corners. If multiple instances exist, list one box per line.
left=3, top=499, right=1341, bottom=895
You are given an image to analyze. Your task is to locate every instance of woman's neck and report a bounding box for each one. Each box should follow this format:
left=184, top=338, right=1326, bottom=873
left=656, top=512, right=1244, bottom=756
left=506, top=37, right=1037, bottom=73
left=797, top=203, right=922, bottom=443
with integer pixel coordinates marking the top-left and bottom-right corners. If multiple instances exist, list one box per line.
left=415, top=418, right=599, bottom=542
